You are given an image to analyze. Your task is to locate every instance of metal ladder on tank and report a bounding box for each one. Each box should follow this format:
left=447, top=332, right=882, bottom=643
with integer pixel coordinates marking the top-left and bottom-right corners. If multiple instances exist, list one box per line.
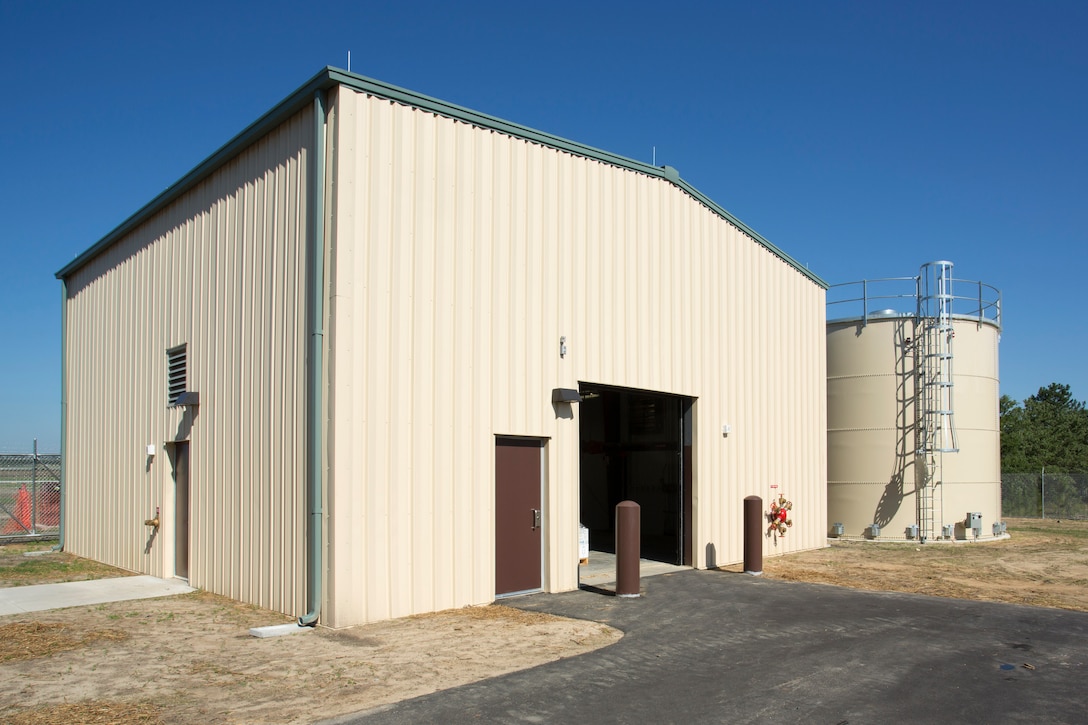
left=916, top=262, right=958, bottom=540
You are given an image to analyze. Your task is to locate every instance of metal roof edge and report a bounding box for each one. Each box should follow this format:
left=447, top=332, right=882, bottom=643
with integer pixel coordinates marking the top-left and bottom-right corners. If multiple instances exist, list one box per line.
left=58, top=66, right=826, bottom=289
left=668, top=176, right=827, bottom=288
left=330, top=68, right=825, bottom=288
left=327, top=68, right=666, bottom=177
left=56, top=67, right=338, bottom=279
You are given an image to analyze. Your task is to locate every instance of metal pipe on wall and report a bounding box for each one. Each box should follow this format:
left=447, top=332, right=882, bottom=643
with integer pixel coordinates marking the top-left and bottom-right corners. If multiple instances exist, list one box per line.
left=53, top=280, right=67, bottom=551
left=299, top=88, right=328, bottom=627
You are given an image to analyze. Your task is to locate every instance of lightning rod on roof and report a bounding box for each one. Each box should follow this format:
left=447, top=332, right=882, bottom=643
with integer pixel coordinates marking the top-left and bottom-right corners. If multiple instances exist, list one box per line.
left=653, top=146, right=656, bottom=166
left=347, top=51, right=351, bottom=72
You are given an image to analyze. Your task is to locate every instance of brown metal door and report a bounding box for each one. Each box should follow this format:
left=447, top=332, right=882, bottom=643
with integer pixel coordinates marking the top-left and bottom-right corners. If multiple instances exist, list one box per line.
left=495, top=438, right=543, bottom=595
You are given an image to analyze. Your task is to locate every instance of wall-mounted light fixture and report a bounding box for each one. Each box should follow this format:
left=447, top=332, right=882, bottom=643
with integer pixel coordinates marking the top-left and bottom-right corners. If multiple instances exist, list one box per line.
left=146, top=444, right=156, bottom=457
left=559, top=336, right=567, bottom=358
left=552, top=388, right=581, bottom=403
left=722, top=424, right=732, bottom=436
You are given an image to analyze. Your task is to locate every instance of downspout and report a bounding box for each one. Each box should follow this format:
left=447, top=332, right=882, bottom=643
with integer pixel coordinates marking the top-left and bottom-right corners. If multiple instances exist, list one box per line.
left=53, top=279, right=68, bottom=552
left=299, top=89, right=328, bottom=626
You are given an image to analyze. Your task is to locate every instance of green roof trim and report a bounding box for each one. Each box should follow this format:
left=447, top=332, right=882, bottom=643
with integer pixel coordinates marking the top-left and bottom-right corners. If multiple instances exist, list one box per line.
left=56, top=67, right=332, bottom=280
left=58, top=67, right=826, bottom=288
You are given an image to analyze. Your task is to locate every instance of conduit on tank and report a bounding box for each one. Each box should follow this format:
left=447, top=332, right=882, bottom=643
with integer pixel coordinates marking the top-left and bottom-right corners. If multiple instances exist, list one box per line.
left=826, top=261, right=1002, bottom=543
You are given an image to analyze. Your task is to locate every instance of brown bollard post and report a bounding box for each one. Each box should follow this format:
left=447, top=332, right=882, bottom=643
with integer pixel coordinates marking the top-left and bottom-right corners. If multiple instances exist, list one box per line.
left=615, top=500, right=641, bottom=597
left=743, top=495, right=763, bottom=575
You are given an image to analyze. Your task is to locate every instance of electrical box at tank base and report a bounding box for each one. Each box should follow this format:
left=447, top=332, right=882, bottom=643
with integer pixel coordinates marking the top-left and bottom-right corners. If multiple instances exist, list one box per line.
left=966, top=512, right=982, bottom=538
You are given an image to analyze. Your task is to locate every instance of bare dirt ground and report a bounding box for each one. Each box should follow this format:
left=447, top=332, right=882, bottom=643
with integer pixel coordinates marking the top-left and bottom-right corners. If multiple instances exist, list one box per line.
left=0, top=551, right=619, bottom=725
left=723, top=517, right=1088, bottom=612
left=2, top=516, right=1086, bottom=724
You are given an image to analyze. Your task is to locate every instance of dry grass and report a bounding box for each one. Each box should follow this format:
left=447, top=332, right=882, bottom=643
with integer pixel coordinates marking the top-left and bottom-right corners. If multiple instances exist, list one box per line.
left=729, top=517, right=1088, bottom=612
left=0, top=622, right=149, bottom=724
left=4, top=701, right=163, bottom=725
left=410, top=603, right=565, bottom=625
left=4, top=518, right=1084, bottom=722
left=0, top=592, right=619, bottom=724
left=0, top=621, right=128, bottom=663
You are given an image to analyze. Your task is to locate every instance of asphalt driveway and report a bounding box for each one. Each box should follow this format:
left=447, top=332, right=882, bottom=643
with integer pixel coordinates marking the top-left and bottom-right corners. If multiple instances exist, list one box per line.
left=330, top=569, right=1088, bottom=724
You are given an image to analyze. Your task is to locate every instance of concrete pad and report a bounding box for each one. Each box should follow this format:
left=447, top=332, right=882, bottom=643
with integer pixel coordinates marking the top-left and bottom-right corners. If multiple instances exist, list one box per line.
left=578, top=550, right=688, bottom=590
left=0, top=575, right=194, bottom=616
left=249, top=623, right=314, bottom=638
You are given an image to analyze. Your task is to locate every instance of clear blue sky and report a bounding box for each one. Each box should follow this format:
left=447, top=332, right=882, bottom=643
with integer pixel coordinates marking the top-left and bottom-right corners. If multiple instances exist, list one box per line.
left=1, top=0, right=1085, bottom=452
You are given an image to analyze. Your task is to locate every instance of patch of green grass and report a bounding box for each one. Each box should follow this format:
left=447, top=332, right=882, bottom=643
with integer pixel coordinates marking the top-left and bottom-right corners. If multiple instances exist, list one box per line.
left=0, top=550, right=129, bottom=587
left=1009, top=518, right=1088, bottom=540
left=0, top=541, right=56, bottom=563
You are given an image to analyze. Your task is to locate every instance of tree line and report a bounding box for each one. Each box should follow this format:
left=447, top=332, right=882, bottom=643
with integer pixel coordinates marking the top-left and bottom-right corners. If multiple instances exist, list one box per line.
left=1000, top=382, right=1088, bottom=473
left=1000, top=383, right=1088, bottom=518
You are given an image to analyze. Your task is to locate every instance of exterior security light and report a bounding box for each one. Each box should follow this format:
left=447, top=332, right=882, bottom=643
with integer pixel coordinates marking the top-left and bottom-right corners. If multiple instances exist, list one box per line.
left=552, top=388, right=580, bottom=403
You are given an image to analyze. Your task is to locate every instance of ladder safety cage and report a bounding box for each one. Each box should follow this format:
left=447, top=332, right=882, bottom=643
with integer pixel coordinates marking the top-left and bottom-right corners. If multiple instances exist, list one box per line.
left=915, top=261, right=958, bottom=540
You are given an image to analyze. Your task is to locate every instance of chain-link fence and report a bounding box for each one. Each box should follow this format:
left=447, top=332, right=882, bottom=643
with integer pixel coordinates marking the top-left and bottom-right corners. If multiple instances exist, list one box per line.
left=1, top=453, right=61, bottom=539
left=1002, top=471, right=1088, bottom=520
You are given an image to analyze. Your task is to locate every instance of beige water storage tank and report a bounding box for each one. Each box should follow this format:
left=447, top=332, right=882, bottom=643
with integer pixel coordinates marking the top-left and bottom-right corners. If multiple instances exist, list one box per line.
left=827, top=262, right=1002, bottom=541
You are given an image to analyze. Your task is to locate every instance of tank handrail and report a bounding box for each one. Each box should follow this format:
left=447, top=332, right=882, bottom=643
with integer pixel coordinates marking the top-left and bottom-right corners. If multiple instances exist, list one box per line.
left=946, top=277, right=1002, bottom=328
left=827, top=275, right=1001, bottom=330
left=827, top=277, right=920, bottom=327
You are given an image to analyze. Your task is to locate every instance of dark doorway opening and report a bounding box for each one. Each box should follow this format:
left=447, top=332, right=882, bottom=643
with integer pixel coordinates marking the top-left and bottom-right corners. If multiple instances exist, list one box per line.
left=579, top=384, right=693, bottom=566
left=170, top=441, right=190, bottom=581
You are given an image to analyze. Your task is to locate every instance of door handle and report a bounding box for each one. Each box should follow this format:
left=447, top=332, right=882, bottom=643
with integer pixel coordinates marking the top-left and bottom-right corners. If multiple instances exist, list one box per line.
left=531, top=508, right=541, bottom=530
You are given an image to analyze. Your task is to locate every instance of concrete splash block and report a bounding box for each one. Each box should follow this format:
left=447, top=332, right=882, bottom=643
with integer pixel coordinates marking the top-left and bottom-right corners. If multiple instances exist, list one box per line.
left=249, top=623, right=314, bottom=638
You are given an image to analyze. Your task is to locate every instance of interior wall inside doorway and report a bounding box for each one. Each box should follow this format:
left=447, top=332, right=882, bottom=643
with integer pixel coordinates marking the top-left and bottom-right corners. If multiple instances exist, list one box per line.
left=579, top=384, right=691, bottom=565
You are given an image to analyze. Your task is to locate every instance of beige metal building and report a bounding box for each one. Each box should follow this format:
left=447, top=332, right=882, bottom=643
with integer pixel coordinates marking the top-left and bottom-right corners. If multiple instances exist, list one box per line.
left=57, top=67, right=828, bottom=627
left=826, top=262, right=1002, bottom=542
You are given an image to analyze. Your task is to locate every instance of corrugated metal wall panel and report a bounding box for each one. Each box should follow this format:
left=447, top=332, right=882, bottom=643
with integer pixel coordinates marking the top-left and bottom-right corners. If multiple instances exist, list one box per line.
left=63, top=108, right=313, bottom=617
left=327, top=88, right=826, bottom=627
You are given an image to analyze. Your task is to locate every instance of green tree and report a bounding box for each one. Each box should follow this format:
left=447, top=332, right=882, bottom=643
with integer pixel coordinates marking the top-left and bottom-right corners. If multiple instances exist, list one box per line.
left=999, top=394, right=1029, bottom=471
left=1000, top=383, right=1088, bottom=473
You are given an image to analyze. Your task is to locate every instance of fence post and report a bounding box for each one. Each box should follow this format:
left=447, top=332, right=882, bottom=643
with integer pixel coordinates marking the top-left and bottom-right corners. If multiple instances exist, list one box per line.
left=1041, top=466, right=1045, bottom=519
left=31, top=439, right=38, bottom=534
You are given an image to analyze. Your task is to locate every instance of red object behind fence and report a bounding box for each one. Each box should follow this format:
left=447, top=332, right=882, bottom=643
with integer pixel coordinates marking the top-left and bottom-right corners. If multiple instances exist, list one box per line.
left=38, top=486, right=60, bottom=526
left=2, top=485, right=32, bottom=534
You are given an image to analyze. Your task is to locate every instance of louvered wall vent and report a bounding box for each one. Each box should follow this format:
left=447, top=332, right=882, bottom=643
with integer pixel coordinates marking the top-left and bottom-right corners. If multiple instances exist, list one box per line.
left=167, top=344, right=187, bottom=406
